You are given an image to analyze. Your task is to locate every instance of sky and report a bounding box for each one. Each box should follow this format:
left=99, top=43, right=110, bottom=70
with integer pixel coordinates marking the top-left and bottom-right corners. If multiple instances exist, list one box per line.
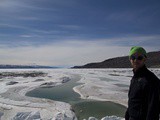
left=0, top=0, right=160, bottom=67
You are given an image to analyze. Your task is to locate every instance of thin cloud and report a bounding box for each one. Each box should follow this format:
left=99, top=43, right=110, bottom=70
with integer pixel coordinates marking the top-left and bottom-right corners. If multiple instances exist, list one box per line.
left=20, top=35, right=34, bottom=38
left=0, top=42, right=130, bottom=66
left=17, top=16, right=40, bottom=21
left=0, top=36, right=159, bottom=66
left=58, top=25, right=82, bottom=30
left=0, top=23, right=31, bottom=31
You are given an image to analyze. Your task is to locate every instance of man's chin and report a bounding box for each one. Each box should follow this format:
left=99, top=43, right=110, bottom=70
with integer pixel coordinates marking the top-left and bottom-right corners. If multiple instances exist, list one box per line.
left=133, top=64, right=142, bottom=70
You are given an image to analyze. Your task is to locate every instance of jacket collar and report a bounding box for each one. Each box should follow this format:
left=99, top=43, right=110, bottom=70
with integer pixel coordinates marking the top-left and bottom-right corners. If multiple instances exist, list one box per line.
left=133, top=65, right=148, bottom=78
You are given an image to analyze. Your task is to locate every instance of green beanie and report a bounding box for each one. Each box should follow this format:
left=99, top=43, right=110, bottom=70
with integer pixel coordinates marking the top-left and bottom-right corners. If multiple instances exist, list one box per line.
left=129, top=46, right=147, bottom=57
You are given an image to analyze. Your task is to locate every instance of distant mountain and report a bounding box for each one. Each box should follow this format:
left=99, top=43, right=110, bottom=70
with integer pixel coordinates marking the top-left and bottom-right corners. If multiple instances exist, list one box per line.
left=72, top=51, right=160, bottom=68
left=0, top=65, right=59, bottom=69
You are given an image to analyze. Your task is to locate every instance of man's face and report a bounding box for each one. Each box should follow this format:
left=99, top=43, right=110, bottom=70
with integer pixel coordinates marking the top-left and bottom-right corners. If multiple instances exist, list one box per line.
left=130, top=53, right=146, bottom=70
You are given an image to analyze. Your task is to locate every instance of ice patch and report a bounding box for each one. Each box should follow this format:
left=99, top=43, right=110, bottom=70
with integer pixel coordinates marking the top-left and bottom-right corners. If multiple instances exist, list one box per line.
left=12, top=111, right=41, bottom=120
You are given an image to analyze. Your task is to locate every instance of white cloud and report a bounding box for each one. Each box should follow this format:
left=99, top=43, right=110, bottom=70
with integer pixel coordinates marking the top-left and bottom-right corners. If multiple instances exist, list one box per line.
left=0, top=36, right=158, bottom=66
left=58, top=25, right=82, bottom=30
left=20, top=35, right=33, bottom=38
left=0, top=1, right=19, bottom=8
left=0, top=23, right=30, bottom=30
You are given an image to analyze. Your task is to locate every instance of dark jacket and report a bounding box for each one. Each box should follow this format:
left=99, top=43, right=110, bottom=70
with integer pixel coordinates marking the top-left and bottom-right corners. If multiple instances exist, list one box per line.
left=125, top=65, right=160, bottom=120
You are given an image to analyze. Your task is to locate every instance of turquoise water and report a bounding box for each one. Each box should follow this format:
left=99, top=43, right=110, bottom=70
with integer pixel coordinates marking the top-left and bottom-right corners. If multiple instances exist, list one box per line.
left=72, top=101, right=126, bottom=120
left=26, top=74, right=126, bottom=120
left=26, top=75, right=82, bottom=103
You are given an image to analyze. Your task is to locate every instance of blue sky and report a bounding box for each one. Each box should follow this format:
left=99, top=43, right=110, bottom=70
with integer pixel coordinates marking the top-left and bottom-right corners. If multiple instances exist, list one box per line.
left=0, top=0, right=160, bottom=66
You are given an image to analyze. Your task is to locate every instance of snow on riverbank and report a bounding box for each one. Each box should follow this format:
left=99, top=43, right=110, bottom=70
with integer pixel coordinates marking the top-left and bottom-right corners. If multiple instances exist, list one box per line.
left=73, top=68, right=160, bottom=107
left=73, top=69, right=131, bottom=107
left=0, top=69, right=77, bottom=120
left=0, top=68, right=159, bottom=120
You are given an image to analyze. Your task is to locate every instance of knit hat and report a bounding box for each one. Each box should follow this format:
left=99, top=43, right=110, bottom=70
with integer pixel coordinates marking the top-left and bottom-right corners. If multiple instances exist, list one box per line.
left=129, top=46, right=147, bottom=57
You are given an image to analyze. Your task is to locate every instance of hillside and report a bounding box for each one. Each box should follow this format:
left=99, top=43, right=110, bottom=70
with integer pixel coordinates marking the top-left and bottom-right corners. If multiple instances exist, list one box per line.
left=72, top=51, right=160, bottom=68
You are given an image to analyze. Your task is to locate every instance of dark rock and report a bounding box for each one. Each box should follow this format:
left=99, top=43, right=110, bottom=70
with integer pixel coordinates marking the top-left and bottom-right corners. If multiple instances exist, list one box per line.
left=55, top=112, right=72, bottom=120
left=34, top=79, right=45, bottom=82
left=40, top=82, right=56, bottom=88
left=6, top=81, right=18, bottom=85
left=60, top=77, right=71, bottom=83
left=0, top=72, right=47, bottom=78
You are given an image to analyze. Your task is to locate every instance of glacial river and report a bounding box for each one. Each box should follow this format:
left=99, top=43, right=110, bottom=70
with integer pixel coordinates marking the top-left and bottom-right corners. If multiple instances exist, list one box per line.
left=26, top=74, right=126, bottom=120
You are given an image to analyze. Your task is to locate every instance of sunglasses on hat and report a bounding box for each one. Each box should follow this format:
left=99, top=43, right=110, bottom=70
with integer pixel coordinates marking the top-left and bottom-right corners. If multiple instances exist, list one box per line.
left=130, top=55, right=144, bottom=61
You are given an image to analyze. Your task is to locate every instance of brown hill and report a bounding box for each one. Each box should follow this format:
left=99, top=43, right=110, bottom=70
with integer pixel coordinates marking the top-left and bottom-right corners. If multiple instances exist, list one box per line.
left=72, top=51, right=160, bottom=68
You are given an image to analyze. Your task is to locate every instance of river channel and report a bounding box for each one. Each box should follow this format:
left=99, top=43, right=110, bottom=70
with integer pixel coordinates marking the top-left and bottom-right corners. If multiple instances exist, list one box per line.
left=26, top=74, right=126, bottom=120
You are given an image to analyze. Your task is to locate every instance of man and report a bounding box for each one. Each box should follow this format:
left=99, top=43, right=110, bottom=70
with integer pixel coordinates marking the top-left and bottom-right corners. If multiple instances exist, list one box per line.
left=125, top=46, right=160, bottom=120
